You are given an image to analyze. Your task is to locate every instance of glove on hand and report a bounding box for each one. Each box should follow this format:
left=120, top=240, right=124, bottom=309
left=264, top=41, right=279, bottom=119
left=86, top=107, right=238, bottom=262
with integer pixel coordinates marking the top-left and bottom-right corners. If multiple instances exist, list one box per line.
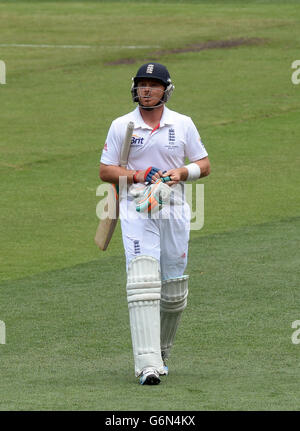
left=144, top=166, right=161, bottom=184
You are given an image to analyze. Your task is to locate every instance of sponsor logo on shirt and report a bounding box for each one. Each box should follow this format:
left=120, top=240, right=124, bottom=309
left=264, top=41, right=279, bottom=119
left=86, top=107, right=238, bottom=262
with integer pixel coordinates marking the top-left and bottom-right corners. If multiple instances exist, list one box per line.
left=104, top=141, right=108, bottom=151
left=131, top=135, right=144, bottom=146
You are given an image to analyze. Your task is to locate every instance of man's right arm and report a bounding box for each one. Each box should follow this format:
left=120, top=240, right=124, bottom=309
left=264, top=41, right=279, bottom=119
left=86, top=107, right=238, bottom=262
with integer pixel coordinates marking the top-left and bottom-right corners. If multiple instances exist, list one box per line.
left=99, top=163, right=163, bottom=185
left=99, top=163, right=136, bottom=184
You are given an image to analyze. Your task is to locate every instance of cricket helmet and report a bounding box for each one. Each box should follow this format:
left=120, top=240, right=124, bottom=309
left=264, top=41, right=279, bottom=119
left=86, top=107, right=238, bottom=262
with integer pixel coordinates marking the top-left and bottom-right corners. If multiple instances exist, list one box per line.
left=131, top=62, right=175, bottom=105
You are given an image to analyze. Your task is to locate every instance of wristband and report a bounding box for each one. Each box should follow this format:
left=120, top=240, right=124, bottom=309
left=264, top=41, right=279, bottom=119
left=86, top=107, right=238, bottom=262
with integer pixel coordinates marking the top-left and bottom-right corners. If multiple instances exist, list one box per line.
left=133, top=170, right=142, bottom=183
left=185, top=163, right=201, bottom=181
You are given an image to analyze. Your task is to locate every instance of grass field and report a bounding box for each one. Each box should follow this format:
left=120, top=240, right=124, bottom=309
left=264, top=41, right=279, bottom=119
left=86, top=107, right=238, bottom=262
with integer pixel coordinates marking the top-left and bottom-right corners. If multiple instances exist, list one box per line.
left=1, top=0, right=300, bottom=411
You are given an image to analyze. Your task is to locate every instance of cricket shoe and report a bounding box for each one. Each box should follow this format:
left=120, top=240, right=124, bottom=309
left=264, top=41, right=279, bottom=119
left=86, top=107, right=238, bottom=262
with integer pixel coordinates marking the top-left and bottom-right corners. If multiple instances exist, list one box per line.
left=160, top=364, right=169, bottom=376
left=139, top=368, right=161, bottom=385
left=160, top=351, right=169, bottom=376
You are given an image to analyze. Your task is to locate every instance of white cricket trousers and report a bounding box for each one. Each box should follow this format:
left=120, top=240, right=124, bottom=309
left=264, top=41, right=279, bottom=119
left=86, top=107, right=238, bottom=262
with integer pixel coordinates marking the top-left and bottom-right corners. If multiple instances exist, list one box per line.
left=120, top=199, right=191, bottom=280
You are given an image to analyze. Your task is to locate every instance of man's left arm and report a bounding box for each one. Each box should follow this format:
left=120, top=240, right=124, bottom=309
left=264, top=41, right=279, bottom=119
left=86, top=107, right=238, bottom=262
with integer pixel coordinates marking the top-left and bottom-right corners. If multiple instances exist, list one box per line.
left=162, top=157, right=210, bottom=186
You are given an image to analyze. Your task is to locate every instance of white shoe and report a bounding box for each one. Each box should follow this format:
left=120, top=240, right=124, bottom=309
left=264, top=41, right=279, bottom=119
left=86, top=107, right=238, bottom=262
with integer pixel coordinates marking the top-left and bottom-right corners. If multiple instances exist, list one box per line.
left=139, top=368, right=161, bottom=385
left=160, top=351, right=169, bottom=376
left=160, top=364, right=169, bottom=376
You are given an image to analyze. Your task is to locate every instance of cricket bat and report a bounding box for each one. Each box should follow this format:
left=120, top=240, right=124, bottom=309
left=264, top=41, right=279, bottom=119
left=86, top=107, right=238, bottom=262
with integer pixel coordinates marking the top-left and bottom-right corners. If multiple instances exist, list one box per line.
left=94, top=121, right=134, bottom=250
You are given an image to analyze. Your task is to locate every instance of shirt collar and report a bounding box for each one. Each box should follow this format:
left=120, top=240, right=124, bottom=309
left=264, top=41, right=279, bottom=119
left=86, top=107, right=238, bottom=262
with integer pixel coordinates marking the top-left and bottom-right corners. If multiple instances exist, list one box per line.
left=160, top=106, right=174, bottom=127
left=132, top=105, right=174, bottom=129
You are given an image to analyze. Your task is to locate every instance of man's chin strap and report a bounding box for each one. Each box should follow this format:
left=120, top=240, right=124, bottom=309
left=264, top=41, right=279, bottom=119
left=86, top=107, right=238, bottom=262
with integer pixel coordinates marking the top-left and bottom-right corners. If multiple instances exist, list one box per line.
left=139, top=100, right=164, bottom=111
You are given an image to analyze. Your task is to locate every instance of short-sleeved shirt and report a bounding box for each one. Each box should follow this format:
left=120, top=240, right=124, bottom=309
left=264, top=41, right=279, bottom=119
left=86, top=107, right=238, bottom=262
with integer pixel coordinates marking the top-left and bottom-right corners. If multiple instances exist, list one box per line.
left=100, top=106, right=208, bottom=170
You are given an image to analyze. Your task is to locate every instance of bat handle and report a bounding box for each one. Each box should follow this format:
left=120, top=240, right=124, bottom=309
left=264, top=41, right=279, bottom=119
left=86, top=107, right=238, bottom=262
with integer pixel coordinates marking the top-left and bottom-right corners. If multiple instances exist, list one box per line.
left=162, top=176, right=171, bottom=183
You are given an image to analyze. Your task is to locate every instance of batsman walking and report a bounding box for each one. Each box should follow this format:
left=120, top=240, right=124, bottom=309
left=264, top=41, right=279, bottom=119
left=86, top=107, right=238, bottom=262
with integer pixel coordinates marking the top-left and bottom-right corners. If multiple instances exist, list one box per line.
left=99, top=62, right=210, bottom=385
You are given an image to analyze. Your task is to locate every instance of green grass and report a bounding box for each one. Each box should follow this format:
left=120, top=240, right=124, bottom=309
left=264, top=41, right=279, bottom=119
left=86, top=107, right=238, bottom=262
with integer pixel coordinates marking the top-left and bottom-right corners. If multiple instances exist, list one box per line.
left=0, top=0, right=300, bottom=410
left=1, top=217, right=300, bottom=410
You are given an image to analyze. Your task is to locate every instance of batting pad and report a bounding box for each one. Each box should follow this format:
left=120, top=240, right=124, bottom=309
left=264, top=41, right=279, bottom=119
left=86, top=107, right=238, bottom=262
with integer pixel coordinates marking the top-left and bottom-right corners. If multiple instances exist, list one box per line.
left=126, top=256, right=165, bottom=376
left=160, top=275, right=189, bottom=361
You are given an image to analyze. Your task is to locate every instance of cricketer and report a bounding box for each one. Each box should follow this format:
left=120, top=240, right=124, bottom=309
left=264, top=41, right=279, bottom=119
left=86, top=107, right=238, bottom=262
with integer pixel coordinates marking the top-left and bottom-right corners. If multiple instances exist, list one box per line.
left=99, top=62, right=210, bottom=384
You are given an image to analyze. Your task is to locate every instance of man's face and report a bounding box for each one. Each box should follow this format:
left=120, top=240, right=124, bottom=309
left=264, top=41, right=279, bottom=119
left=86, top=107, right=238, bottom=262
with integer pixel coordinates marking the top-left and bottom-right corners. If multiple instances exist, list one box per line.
left=137, top=79, right=165, bottom=107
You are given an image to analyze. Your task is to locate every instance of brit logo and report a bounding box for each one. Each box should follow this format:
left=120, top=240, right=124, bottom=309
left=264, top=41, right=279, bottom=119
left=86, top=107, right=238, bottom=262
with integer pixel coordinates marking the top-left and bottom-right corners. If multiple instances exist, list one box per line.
left=168, top=128, right=175, bottom=144
left=131, top=135, right=144, bottom=146
left=146, top=64, right=154, bottom=74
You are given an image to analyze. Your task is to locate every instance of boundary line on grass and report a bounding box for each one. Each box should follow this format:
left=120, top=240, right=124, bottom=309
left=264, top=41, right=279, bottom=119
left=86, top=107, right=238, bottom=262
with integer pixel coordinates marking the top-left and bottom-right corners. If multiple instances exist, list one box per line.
left=0, top=43, right=160, bottom=49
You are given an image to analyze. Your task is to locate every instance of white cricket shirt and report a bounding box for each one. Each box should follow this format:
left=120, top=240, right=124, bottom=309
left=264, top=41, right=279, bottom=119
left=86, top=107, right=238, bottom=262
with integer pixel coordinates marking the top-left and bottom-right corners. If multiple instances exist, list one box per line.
left=100, top=106, right=208, bottom=171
